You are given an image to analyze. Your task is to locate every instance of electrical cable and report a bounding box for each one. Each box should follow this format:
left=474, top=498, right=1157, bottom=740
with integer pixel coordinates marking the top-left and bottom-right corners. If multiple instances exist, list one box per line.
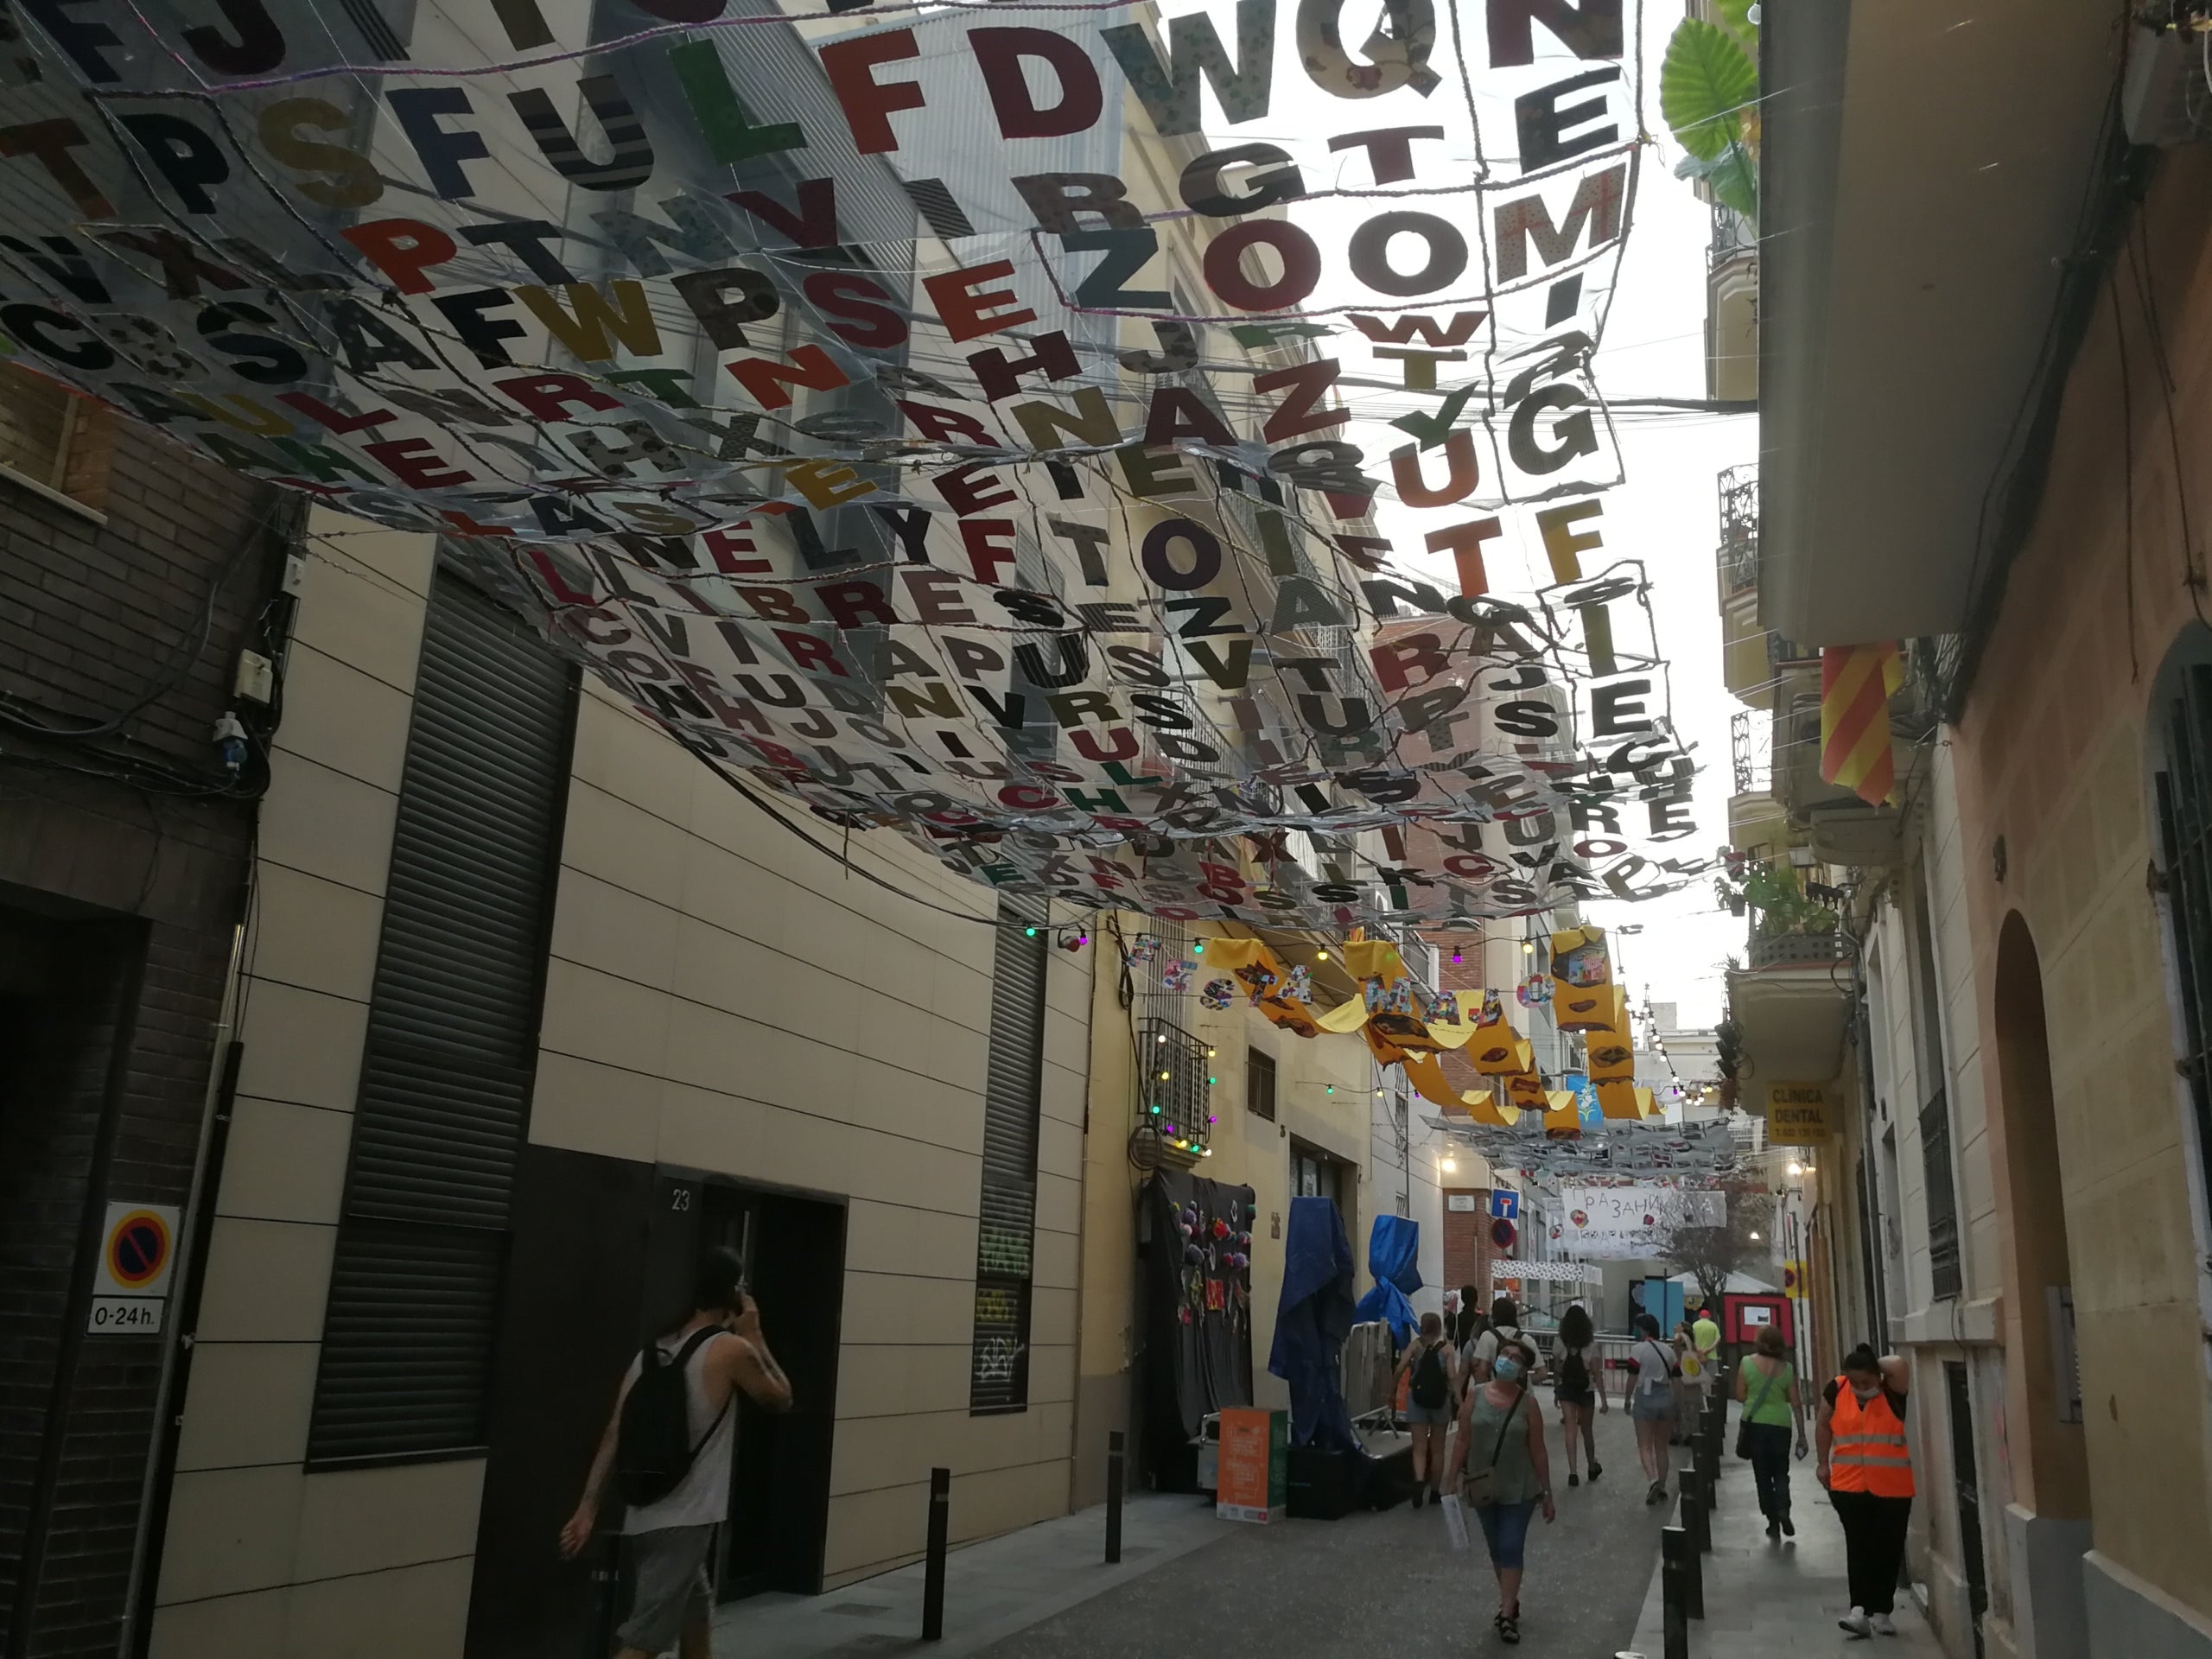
left=0, top=503, right=270, bottom=743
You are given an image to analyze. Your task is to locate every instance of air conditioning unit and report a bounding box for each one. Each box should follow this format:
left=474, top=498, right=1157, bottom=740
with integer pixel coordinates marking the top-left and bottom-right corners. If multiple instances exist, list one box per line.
left=2123, top=22, right=2212, bottom=147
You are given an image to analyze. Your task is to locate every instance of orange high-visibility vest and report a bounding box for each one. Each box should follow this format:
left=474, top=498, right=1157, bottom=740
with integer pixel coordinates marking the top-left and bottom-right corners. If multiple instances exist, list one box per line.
left=1829, top=1376, right=1915, bottom=1497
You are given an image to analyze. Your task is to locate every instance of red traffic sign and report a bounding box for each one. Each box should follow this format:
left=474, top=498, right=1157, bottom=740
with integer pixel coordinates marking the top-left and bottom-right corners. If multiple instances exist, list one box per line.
left=1490, top=1217, right=1517, bottom=1251
left=96, top=1202, right=179, bottom=1299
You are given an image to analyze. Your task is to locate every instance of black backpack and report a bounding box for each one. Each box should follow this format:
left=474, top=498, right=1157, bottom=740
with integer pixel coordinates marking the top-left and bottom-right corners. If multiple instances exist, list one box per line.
left=1559, top=1344, right=1591, bottom=1394
left=616, top=1327, right=728, bottom=1508
left=1411, top=1340, right=1450, bottom=1408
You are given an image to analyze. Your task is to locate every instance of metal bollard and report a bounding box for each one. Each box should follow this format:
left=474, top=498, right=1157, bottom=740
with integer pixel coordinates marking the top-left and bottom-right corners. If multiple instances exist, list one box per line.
left=1105, top=1432, right=1124, bottom=1565
left=1661, top=1525, right=1692, bottom=1659
left=1681, top=1459, right=1710, bottom=1556
left=1698, top=1414, right=1721, bottom=1510
left=922, top=1466, right=950, bottom=1641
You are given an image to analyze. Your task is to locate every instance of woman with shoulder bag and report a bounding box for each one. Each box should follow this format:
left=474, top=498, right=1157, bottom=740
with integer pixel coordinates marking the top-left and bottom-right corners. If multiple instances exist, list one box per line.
left=1733, top=1324, right=1807, bottom=1538
left=1627, top=1313, right=1681, bottom=1503
left=1444, top=1337, right=1554, bottom=1644
left=1395, top=1312, right=1459, bottom=1508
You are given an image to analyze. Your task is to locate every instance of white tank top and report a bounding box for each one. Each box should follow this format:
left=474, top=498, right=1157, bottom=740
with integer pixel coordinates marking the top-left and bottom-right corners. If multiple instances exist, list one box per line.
left=621, top=1330, right=740, bottom=1534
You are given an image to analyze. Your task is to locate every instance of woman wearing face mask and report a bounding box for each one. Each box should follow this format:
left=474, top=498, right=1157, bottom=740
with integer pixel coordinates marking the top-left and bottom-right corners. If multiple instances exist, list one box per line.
left=1817, top=1344, right=1914, bottom=1638
left=1445, top=1336, right=1554, bottom=1644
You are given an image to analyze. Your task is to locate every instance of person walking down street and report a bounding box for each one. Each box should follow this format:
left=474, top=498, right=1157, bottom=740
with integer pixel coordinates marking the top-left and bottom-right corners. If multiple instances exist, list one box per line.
left=1735, top=1325, right=1808, bottom=1538
left=1553, top=1302, right=1601, bottom=1486
left=1455, top=1284, right=1484, bottom=1348
left=1446, top=1337, right=1555, bottom=1644
left=1396, top=1312, right=1459, bottom=1508
left=561, top=1247, right=794, bottom=1659
left=1628, top=1314, right=1681, bottom=1503
left=1818, top=1344, right=1915, bottom=1639
left=1672, top=1319, right=1702, bottom=1446
left=1691, top=1301, right=1722, bottom=1399
left=1465, top=1296, right=1538, bottom=1388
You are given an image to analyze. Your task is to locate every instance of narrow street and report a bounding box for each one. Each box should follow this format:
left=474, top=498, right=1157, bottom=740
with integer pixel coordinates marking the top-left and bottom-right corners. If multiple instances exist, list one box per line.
left=979, top=1412, right=1667, bottom=1658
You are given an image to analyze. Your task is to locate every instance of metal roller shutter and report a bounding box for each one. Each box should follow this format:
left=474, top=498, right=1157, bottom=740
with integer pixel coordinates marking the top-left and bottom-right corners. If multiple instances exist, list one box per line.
left=969, top=897, right=1047, bottom=1414
left=308, top=569, right=575, bottom=1465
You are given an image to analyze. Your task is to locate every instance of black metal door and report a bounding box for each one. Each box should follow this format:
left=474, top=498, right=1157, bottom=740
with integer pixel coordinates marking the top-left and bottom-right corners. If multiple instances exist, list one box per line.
left=1944, top=1362, right=1988, bottom=1658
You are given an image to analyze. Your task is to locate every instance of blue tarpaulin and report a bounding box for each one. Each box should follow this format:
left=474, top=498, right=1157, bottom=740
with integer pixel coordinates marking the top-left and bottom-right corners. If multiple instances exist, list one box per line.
left=1352, top=1214, right=1422, bottom=1348
left=1268, top=1196, right=1359, bottom=1451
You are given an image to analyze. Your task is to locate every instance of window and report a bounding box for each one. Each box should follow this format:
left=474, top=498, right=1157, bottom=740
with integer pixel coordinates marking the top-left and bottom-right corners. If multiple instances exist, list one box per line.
left=969, top=897, right=1047, bottom=1414
left=1247, top=1048, right=1277, bottom=1122
left=1920, top=1089, right=1961, bottom=1300
left=308, top=569, right=575, bottom=1465
left=2152, top=654, right=2212, bottom=1236
left=0, top=363, right=112, bottom=517
left=1909, top=873, right=1963, bottom=1300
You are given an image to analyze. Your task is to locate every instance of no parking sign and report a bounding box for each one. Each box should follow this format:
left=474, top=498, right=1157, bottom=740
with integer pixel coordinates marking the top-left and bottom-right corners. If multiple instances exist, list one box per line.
left=88, top=1202, right=179, bottom=1335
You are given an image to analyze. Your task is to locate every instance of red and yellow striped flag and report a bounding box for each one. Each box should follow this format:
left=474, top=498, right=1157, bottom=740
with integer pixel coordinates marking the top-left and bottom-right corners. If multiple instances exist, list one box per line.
left=1820, top=643, right=1903, bottom=805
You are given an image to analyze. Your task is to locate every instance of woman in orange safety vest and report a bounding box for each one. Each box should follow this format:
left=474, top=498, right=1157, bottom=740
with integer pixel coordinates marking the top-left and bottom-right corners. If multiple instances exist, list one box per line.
left=1816, top=1344, right=1914, bottom=1639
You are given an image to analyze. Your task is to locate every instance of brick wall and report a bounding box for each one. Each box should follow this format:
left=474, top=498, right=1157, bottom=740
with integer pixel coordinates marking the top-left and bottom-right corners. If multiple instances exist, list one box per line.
left=0, top=394, right=283, bottom=1656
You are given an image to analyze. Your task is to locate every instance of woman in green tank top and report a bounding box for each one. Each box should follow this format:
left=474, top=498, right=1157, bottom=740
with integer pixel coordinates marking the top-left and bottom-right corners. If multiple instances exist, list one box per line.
left=1734, top=1324, right=1808, bottom=1536
left=1445, top=1336, right=1554, bottom=1643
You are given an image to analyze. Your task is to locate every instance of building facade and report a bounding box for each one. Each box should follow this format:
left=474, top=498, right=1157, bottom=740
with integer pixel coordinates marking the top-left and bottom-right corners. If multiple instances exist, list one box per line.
left=139, top=516, right=1097, bottom=1656
left=1750, top=10, right=2212, bottom=1654
left=0, top=364, right=293, bottom=1658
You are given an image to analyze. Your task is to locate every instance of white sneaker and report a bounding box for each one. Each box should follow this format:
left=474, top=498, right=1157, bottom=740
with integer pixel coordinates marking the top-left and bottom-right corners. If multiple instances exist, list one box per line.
left=1839, top=1607, right=1872, bottom=1639
left=1871, top=1612, right=1897, bottom=1637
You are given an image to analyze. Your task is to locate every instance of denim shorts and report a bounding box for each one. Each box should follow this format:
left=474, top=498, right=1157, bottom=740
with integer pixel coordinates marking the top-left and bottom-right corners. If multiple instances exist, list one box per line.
left=1405, top=1398, right=1454, bottom=1426
left=1475, top=1497, right=1541, bottom=1569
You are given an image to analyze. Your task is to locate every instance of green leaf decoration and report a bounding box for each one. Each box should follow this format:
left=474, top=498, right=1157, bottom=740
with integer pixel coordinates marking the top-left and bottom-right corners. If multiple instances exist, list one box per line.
left=1675, top=143, right=1760, bottom=223
left=1661, top=18, right=1758, bottom=162
left=1717, top=0, right=1759, bottom=48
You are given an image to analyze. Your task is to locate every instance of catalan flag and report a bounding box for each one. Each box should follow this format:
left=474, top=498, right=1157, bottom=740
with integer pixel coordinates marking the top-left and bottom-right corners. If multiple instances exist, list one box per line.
left=1820, top=643, right=1904, bottom=806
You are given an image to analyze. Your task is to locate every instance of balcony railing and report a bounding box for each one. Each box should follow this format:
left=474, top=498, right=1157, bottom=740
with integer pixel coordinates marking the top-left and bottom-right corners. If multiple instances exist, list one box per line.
left=1717, top=464, right=1758, bottom=597
left=1708, top=204, right=1758, bottom=270
left=1747, top=932, right=1846, bottom=970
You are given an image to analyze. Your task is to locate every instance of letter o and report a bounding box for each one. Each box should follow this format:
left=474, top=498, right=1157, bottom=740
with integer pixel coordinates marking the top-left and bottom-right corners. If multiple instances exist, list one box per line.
left=1573, top=837, right=1627, bottom=860
left=1202, top=219, right=1321, bottom=313
left=1347, top=211, right=1467, bottom=297
left=1141, top=518, right=1222, bottom=590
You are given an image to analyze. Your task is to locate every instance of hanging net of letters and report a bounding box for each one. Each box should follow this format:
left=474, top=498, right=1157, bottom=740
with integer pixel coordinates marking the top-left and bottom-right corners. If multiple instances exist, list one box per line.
left=0, top=0, right=1706, bottom=927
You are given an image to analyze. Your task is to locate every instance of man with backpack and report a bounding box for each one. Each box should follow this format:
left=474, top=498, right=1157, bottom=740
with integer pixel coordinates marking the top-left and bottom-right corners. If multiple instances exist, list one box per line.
left=559, top=1246, right=792, bottom=1659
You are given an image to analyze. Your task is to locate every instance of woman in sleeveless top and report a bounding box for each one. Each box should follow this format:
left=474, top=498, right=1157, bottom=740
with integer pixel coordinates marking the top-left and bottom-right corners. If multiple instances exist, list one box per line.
left=1552, top=1302, right=1601, bottom=1487
left=1395, top=1311, right=1459, bottom=1507
left=1445, top=1336, right=1554, bottom=1643
left=1627, top=1313, right=1681, bottom=1503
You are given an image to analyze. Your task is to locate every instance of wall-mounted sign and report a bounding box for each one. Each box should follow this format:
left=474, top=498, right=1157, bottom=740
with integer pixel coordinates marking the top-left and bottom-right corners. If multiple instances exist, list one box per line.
left=88, top=1201, right=180, bottom=1336
left=1490, top=1190, right=1521, bottom=1222
left=1766, top=1084, right=1831, bottom=1146
left=1446, top=1194, right=1478, bottom=1213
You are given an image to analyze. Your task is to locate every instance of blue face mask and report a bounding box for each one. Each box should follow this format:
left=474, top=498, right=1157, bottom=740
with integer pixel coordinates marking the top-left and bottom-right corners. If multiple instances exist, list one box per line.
left=1493, top=1357, right=1523, bottom=1384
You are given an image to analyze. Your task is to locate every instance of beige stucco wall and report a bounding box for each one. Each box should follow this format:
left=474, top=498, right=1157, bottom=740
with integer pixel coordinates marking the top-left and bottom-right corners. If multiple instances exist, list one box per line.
left=1862, top=741, right=2015, bottom=1656
left=536, top=681, right=1095, bottom=1583
left=151, top=515, right=469, bottom=1659
left=155, top=510, right=1096, bottom=1653
left=1944, top=149, right=2212, bottom=1637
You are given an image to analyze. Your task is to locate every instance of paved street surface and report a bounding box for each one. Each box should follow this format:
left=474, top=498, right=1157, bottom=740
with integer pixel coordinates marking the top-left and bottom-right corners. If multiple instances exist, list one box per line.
left=714, top=1409, right=1665, bottom=1658
left=1630, top=1442, right=1943, bottom=1658
left=978, top=1409, right=1666, bottom=1659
